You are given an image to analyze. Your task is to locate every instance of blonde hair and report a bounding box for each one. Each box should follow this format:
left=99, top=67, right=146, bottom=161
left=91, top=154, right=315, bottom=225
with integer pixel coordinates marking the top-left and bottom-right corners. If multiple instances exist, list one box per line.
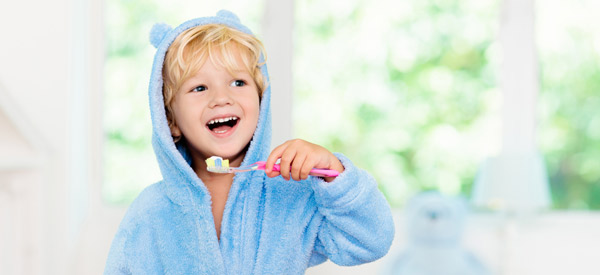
left=162, top=24, right=267, bottom=141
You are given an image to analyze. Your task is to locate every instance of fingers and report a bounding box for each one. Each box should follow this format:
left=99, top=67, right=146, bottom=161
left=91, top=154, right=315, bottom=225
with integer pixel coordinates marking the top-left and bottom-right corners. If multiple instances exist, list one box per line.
left=291, top=151, right=308, bottom=181
left=300, top=156, right=317, bottom=180
left=264, top=166, right=280, bottom=179
left=265, top=142, right=287, bottom=177
left=266, top=139, right=303, bottom=181
left=278, top=145, right=297, bottom=180
left=266, top=139, right=337, bottom=181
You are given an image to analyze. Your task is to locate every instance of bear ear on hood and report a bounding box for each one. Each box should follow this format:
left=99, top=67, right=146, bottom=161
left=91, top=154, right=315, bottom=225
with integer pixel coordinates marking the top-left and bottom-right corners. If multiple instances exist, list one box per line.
left=216, top=9, right=241, bottom=23
left=149, top=22, right=173, bottom=48
left=149, top=10, right=240, bottom=49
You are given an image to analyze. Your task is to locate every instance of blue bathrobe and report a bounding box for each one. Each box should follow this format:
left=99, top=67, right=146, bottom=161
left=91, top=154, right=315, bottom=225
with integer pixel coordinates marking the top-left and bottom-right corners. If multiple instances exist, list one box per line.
left=104, top=10, right=394, bottom=274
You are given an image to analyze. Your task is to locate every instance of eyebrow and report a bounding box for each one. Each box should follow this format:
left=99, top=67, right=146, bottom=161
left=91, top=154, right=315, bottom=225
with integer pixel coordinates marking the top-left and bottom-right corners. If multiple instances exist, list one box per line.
left=227, top=70, right=252, bottom=78
left=230, top=69, right=250, bottom=73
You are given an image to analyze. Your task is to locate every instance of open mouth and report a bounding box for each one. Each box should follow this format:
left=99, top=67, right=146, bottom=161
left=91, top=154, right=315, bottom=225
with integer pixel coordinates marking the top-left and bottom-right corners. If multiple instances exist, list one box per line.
left=207, top=116, right=239, bottom=134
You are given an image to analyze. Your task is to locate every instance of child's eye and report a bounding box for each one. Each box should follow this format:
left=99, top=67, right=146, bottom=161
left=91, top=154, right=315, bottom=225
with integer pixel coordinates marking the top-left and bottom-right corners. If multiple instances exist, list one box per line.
left=230, top=80, right=246, bottom=87
left=192, top=85, right=207, bottom=92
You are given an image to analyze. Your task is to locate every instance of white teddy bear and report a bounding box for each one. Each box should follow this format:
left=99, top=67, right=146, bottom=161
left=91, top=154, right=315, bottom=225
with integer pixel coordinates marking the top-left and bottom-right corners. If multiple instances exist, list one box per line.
left=385, top=191, right=490, bottom=275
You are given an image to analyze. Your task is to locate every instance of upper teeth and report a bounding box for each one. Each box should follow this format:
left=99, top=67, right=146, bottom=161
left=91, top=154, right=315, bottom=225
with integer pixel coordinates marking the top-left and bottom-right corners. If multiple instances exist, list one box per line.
left=208, top=116, right=238, bottom=125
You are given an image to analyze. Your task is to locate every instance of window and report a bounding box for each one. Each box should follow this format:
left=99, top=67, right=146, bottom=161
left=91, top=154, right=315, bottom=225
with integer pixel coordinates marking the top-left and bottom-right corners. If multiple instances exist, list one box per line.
left=537, top=0, right=600, bottom=209
left=104, top=0, right=600, bottom=209
left=294, top=0, right=500, bottom=207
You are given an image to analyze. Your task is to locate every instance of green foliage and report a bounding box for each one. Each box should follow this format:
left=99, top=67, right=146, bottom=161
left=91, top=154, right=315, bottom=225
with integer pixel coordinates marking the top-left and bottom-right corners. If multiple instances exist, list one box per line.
left=538, top=1, right=600, bottom=209
left=103, top=0, right=165, bottom=204
left=295, top=0, right=499, bottom=207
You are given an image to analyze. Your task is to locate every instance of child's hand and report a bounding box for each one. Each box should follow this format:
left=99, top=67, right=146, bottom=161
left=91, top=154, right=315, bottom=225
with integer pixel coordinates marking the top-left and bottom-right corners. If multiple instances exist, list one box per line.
left=265, top=139, right=344, bottom=182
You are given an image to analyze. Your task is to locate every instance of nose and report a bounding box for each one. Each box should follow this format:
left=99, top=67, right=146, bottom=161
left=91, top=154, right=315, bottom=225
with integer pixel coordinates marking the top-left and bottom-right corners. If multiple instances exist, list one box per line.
left=208, top=85, right=233, bottom=108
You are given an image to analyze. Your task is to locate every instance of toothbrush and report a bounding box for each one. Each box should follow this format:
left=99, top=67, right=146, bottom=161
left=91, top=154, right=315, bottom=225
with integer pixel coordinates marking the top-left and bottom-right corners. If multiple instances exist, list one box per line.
left=205, top=156, right=339, bottom=177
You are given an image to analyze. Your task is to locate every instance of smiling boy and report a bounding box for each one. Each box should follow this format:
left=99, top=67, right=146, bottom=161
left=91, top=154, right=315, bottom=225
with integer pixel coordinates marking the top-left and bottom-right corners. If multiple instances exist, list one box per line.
left=104, top=10, right=394, bottom=274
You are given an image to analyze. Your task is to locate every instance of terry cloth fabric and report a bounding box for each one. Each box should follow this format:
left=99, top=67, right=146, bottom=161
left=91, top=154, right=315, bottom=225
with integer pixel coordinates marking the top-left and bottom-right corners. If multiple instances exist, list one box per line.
left=104, top=10, right=395, bottom=274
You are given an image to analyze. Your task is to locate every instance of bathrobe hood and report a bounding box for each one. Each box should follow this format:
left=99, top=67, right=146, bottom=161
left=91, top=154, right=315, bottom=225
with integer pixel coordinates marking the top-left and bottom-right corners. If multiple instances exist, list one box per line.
left=148, top=10, right=271, bottom=201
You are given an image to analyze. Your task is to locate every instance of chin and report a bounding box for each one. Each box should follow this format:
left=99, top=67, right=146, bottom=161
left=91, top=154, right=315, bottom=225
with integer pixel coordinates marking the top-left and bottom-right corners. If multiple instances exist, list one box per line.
left=212, top=143, right=249, bottom=160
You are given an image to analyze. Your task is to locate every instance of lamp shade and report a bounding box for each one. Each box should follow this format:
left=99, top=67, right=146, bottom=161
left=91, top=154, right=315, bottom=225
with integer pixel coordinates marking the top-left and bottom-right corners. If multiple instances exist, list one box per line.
left=472, top=152, right=551, bottom=212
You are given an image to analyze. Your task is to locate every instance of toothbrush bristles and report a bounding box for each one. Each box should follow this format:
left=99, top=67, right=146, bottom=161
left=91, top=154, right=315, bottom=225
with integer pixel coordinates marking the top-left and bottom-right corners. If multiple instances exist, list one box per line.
left=207, top=166, right=230, bottom=173
left=205, top=156, right=231, bottom=173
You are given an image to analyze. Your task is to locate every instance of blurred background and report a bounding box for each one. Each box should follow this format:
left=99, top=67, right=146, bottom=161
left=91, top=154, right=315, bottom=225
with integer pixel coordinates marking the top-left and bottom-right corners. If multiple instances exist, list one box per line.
left=1, top=0, right=599, bottom=274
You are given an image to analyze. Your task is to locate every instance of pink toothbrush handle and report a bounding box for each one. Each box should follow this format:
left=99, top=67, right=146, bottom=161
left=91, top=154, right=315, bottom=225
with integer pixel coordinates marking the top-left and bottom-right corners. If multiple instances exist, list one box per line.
left=256, top=162, right=339, bottom=177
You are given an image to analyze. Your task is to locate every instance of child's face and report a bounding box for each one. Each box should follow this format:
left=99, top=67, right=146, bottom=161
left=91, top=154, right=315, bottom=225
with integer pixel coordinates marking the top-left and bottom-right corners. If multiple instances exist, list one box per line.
left=170, top=51, right=260, bottom=166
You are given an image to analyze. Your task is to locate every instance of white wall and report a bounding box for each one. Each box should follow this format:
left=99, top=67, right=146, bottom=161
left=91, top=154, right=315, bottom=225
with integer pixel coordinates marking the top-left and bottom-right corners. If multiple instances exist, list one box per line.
left=0, top=0, right=77, bottom=274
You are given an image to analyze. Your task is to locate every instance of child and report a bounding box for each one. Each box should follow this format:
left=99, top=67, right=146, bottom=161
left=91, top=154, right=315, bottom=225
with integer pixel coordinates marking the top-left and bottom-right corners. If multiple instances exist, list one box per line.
left=105, top=10, right=394, bottom=274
